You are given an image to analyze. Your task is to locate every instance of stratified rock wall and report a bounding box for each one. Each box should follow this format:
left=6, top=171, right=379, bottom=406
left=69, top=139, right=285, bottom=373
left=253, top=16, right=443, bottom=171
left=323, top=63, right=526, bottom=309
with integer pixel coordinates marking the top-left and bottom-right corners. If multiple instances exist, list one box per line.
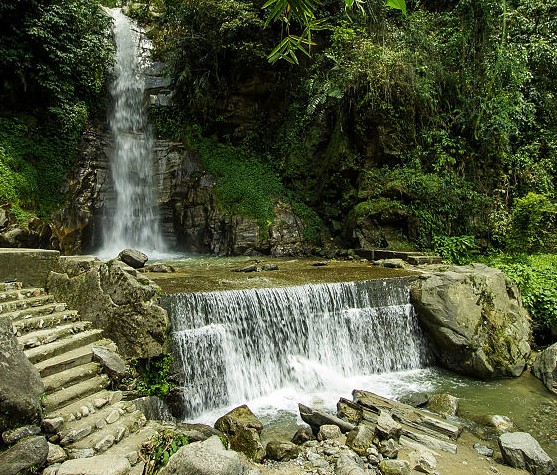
left=411, top=264, right=532, bottom=379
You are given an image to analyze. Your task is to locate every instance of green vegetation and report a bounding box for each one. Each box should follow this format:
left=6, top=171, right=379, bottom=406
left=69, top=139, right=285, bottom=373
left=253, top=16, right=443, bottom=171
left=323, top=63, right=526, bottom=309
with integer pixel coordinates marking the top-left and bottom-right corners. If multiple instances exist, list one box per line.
left=141, top=429, right=189, bottom=474
left=0, top=0, right=113, bottom=218
left=134, top=353, right=173, bottom=398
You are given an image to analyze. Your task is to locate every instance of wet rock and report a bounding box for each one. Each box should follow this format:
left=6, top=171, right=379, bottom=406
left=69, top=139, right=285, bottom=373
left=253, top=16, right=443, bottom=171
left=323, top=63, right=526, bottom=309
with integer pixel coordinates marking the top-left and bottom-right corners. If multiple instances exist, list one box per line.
left=474, top=443, right=494, bottom=457
left=159, top=435, right=243, bottom=475
left=2, top=425, right=41, bottom=444
left=133, top=396, right=174, bottom=422
left=498, top=432, right=555, bottom=475
left=291, top=425, right=315, bottom=445
left=92, top=346, right=127, bottom=382
left=299, top=403, right=355, bottom=434
left=346, top=425, right=375, bottom=456
left=378, top=459, right=411, bottom=475
left=411, top=264, right=531, bottom=379
left=214, top=404, right=265, bottom=462
left=118, top=249, right=148, bottom=269
left=318, top=424, right=343, bottom=441
left=484, top=414, right=515, bottom=434
left=57, top=454, right=131, bottom=475
left=398, top=392, right=429, bottom=408
left=174, top=422, right=223, bottom=443
left=376, top=411, right=402, bottom=441
left=0, top=317, right=44, bottom=433
left=265, top=440, right=301, bottom=461
left=531, top=343, right=557, bottom=395
left=426, top=393, right=459, bottom=417
left=0, top=435, right=49, bottom=475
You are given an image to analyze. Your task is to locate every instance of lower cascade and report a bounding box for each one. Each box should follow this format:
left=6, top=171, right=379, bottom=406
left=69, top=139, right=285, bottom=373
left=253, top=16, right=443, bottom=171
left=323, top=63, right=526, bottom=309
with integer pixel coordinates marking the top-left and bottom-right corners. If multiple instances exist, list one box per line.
left=161, top=278, right=430, bottom=418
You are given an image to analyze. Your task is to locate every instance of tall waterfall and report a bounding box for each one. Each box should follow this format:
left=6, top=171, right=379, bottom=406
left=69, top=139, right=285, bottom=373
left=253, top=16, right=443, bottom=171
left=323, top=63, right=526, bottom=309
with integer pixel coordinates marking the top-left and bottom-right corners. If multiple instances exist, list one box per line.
left=161, top=278, right=430, bottom=419
left=100, top=9, right=165, bottom=257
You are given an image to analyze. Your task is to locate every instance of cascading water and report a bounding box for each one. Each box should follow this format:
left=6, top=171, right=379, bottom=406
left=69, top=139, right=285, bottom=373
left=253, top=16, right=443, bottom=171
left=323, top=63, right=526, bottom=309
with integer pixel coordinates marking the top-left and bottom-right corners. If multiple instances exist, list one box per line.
left=99, top=9, right=165, bottom=257
left=161, top=278, right=431, bottom=420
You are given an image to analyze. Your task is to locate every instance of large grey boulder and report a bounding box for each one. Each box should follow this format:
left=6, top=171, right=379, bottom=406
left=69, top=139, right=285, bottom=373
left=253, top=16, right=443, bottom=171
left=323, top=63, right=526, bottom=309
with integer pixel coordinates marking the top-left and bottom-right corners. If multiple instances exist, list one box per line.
left=498, top=432, right=555, bottom=475
left=214, top=405, right=265, bottom=462
left=531, top=343, right=557, bottom=395
left=56, top=454, right=131, bottom=475
left=118, top=249, right=148, bottom=269
left=159, top=435, right=244, bottom=475
left=0, top=435, right=49, bottom=475
left=411, top=264, right=531, bottom=379
left=0, top=318, right=44, bottom=433
left=47, top=257, right=169, bottom=359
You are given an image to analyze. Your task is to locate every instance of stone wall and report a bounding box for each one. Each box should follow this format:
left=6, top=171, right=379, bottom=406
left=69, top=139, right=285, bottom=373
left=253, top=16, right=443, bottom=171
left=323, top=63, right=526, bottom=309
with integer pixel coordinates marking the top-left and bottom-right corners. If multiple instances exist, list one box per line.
left=0, top=248, right=61, bottom=287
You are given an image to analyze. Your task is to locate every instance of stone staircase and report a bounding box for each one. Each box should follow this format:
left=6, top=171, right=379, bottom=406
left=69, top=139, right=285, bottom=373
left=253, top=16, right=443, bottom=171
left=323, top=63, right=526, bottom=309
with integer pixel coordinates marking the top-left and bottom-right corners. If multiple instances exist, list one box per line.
left=0, top=280, right=161, bottom=473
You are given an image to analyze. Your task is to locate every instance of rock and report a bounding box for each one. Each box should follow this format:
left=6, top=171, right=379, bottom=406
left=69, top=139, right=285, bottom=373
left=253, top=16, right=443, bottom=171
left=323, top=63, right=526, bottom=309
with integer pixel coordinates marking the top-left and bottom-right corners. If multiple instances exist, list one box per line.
left=67, top=448, right=95, bottom=459
left=411, top=264, right=531, bottom=379
left=484, top=414, right=515, bottom=434
left=299, top=403, right=355, bottom=434
left=48, top=442, right=68, bottom=464
left=346, top=425, right=375, bottom=456
left=383, top=258, right=405, bottom=268
left=47, top=259, right=169, bottom=359
left=312, top=261, right=328, bottom=266
left=214, top=405, right=265, bottom=462
left=2, top=425, right=41, bottom=444
left=232, top=264, right=259, bottom=273
left=262, top=264, right=279, bottom=271
left=474, top=443, right=494, bottom=457
left=133, top=396, right=174, bottom=422
left=92, top=346, right=128, bottom=381
left=118, top=249, right=148, bottom=269
left=291, top=425, right=315, bottom=445
left=42, top=417, right=65, bottom=433
left=0, top=317, right=44, bottom=433
left=376, top=411, right=402, bottom=441
left=0, top=435, right=49, bottom=475
left=335, top=453, right=367, bottom=475
left=318, top=424, right=343, bottom=441
left=57, top=454, right=131, bottom=475
left=175, top=422, right=223, bottom=443
left=265, top=440, right=301, bottom=461
left=143, top=264, right=176, bottom=273
left=61, top=426, right=93, bottom=446
left=531, top=343, right=557, bottom=395
left=159, top=435, right=243, bottom=475
left=366, top=445, right=382, bottom=465
left=95, top=434, right=115, bottom=452
left=498, top=432, right=555, bottom=475
left=378, top=459, right=411, bottom=475
left=378, top=438, right=401, bottom=459
left=426, top=393, right=459, bottom=417
left=412, top=449, right=437, bottom=474
left=398, top=392, right=429, bottom=408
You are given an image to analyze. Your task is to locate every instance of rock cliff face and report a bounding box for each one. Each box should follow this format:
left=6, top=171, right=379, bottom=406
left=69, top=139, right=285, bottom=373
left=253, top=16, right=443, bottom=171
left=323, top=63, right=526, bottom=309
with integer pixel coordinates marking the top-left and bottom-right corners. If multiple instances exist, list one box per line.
left=410, top=264, right=532, bottom=379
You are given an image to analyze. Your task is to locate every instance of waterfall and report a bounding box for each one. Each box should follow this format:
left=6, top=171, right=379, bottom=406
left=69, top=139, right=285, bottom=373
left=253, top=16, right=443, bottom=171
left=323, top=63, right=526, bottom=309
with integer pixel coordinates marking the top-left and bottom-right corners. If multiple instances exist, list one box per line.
left=99, top=9, right=165, bottom=257
left=161, top=278, right=431, bottom=419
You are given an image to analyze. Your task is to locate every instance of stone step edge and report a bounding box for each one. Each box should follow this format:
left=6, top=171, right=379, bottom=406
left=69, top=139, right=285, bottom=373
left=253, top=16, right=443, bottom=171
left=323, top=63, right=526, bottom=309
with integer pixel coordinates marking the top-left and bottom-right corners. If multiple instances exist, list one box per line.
left=42, top=361, right=103, bottom=395
left=12, top=309, right=81, bottom=335
left=6, top=302, right=68, bottom=322
left=44, top=374, right=111, bottom=413
left=25, top=329, right=105, bottom=364
left=19, top=321, right=93, bottom=349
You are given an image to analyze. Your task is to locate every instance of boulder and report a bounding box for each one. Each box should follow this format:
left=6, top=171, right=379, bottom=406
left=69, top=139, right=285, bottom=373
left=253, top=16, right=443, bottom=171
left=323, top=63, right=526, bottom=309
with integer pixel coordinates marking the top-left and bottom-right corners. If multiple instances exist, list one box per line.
left=265, top=440, right=301, bottom=461
left=0, top=317, right=44, bottom=433
left=378, top=459, right=411, bottom=475
left=0, top=435, right=49, bottom=475
left=411, top=264, right=531, bottom=379
left=159, top=435, right=243, bottom=475
left=531, top=343, right=557, bottom=395
left=318, top=424, right=343, bottom=441
left=174, top=422, right=224, bottom=443
left=47, top=258, right=169, bottom=359
left=498, top=432, right=555, bottom=475
left=335, top=453, right=367, bottom=475
left=410, top=449, right=437, bottom=474
left=378, top=438, right=401, bottom=459
left=56, top=454, right=131, bottom=475
left=118, top=249, right=148, bottom=269
left=346, top=425, right=375, bottom=456
left=214, top=405, right=265, bottom=462
left=2, top=425, right=41, bottom=445
left=299, top=403, right=355, bottom=434
left=376, top=411, right=402, bottom=441
left=291, top=425, right=315, bottom=445
left=426, top=393, right=459, bottom=417
left=398, top=392, right=429, bottom=408
left=484, top=414, right=515, bottom=434
left=92, top=346, right=127, bottom=381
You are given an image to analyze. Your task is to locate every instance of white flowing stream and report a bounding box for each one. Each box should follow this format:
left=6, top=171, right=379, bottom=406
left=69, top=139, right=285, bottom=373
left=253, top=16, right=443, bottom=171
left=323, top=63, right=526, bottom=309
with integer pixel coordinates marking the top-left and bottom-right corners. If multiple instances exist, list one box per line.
left=161, top=278, right=432, bottom=422
left=99, top=9, right=165, bottom=258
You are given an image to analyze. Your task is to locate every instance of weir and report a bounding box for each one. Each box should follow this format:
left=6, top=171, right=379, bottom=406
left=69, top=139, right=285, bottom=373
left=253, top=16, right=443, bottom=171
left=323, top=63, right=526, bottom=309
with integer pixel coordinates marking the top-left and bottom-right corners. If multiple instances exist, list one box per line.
left=99, top=9, right=165, bottom=257
left=161, top=278, right=430, bottom=418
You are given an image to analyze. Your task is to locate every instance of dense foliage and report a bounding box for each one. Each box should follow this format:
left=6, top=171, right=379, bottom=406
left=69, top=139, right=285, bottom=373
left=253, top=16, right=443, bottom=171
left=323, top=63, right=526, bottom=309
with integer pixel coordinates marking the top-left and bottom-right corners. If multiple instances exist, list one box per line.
left=0, top=0, right=113, bottom=217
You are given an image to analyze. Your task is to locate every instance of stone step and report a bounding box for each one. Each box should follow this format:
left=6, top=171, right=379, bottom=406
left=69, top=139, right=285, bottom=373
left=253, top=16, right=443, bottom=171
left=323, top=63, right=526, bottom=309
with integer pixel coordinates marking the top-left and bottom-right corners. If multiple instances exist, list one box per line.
left=43, top=361, right=102, bottom=394
left=407, top=255, right=443, bottom=265
left=46, top=389, right=118, bottom=422
left=35, top=339, right=116, bottom=378
left=0, top=281, right=22, bottom=292
left=4, top=301, right=68, bottom=322
left=45, top=374, right=111, bottom=413
left=12, top=309, right=80, bottom=336
left=66, top=410, right=147, bottom=456
left=25, top=329, right=105, bottom=364
left=103, top=422, right=160, bottom=466
left=58, top=400, right=137, bottom=445
left=0, top=287, right=46, bottom=303
left=0, top=294, right=54, bottom=315
left=19, top=321, right=93, bottom=349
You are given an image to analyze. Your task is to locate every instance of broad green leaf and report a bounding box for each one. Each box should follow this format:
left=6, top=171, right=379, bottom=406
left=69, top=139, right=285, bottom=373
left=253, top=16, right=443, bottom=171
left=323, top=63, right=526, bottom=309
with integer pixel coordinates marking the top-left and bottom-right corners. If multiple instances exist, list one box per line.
left=386, top=0, right=406, bottom=15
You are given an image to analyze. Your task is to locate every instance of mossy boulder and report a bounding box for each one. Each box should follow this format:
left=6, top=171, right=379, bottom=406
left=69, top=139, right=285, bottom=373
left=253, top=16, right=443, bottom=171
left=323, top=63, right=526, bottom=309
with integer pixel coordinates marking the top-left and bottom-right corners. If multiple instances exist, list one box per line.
left=214, top=405, right=265, bottom=462
left=411, top=264, right=531, bottom=379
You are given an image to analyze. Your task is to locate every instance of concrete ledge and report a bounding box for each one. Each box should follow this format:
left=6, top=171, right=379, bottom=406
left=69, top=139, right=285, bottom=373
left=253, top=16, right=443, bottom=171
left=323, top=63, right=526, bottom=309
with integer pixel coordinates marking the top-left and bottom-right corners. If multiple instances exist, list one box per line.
left=0, top=248, right=61, bottom=287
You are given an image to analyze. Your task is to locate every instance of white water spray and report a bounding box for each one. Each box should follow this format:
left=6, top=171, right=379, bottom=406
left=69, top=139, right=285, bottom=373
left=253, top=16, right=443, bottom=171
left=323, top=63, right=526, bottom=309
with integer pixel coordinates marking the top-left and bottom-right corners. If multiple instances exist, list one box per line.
left=99, top=9, right=165, bottom=258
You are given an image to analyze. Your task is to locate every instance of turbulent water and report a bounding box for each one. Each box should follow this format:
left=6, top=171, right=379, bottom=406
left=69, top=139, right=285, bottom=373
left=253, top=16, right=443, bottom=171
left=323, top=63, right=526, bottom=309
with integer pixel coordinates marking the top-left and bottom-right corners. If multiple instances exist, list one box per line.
left=99, top=9, right=165, bottom=258
left=161, top=278, right=431, bottom=419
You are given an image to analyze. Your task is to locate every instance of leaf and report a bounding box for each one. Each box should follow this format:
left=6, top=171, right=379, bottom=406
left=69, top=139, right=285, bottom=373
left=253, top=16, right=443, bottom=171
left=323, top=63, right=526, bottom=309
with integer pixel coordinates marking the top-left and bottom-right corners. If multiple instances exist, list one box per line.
left=386, top=0, right=406, bottom=15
